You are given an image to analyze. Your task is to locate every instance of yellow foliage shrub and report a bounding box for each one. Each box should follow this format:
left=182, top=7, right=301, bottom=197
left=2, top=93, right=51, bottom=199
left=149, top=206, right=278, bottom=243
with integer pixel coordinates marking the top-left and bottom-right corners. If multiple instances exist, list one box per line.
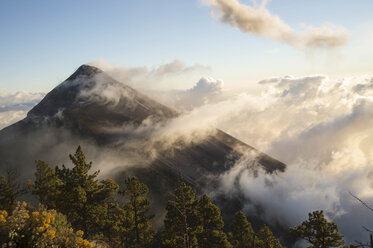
left=0, top=201, right=93, bottom=248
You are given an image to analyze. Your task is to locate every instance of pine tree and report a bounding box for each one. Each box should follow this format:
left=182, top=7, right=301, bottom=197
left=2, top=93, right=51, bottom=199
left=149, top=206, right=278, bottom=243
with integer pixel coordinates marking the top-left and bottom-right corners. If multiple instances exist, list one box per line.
left=290, top=210, right=344, bottom=248
left=101, top=202, right=132, bottom=247
left=255, top=225, right=283, bottom=248
left=121, top=176, right=154, bottom=248
left=29, top=160, right=62, bottom=209
left=196, top=194, right=232, bottom=248
left=230, top=211, right=255, bottom=248
left=162, top=181, right=199, bottom=248
left=31, top=146, right=119, bottom=239
left=0, top=168, right=25, bottom=213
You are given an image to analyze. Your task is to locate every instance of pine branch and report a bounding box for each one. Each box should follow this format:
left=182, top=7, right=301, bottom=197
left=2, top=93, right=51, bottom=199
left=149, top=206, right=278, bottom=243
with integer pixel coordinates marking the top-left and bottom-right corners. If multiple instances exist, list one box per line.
left=363, top=226, right=373, bottom=234
left=349, top=192, right=373, bottom=212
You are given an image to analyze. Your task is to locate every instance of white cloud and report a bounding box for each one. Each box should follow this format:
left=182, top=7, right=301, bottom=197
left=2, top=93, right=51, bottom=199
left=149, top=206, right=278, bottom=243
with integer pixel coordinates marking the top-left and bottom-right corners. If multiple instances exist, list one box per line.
left=0, top=92, right=45, bottom=129
left=143, top=77, right=227, bottom=111
left=206, top=0, right=350, bottom=50
left=189, top=76, right=224, bottom=93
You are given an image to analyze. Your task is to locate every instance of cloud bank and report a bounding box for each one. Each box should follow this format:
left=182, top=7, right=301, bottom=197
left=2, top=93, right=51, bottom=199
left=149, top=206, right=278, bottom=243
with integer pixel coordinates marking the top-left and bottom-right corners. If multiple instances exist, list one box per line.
left=206, top=74, right=373, bottom=243
left=0, top=92, right=45, bottom=129
left=206, top=0, right=350, bottom=49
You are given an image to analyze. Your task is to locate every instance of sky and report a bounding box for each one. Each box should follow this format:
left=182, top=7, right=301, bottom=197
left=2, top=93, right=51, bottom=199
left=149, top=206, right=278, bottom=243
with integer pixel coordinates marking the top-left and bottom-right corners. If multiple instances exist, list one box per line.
left=1, top=0, right=373, bottom=93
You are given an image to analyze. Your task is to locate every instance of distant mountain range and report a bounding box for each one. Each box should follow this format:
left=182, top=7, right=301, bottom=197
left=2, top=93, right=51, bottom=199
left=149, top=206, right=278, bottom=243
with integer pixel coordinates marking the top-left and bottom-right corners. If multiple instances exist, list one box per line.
left=0, top=64, right=286, bottom=235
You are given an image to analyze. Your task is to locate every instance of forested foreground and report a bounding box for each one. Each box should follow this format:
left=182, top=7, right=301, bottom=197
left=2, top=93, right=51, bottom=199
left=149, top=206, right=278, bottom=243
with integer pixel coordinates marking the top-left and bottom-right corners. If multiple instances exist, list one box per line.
left=0, top=146, right=365, bottom=247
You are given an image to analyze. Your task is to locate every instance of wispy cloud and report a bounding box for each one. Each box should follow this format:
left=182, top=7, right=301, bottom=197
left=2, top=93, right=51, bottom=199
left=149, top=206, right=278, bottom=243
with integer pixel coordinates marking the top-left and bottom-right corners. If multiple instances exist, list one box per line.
left=206, top=0, right=350, bottom=50
left=89, top=59, right=211, bottom=89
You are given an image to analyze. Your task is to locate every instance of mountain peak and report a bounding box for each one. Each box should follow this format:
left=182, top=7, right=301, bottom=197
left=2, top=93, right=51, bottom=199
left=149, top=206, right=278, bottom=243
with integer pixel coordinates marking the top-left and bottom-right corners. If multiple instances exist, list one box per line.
left=25, top=64, right=179, bottom=134
left=66, top=64, right=103, bottom=81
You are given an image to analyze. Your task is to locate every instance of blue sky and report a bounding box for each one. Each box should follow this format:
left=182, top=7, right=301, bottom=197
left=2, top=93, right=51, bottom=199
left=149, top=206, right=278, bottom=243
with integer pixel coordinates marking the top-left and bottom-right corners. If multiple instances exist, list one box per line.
left=1, top=0, right=372, bottom=93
